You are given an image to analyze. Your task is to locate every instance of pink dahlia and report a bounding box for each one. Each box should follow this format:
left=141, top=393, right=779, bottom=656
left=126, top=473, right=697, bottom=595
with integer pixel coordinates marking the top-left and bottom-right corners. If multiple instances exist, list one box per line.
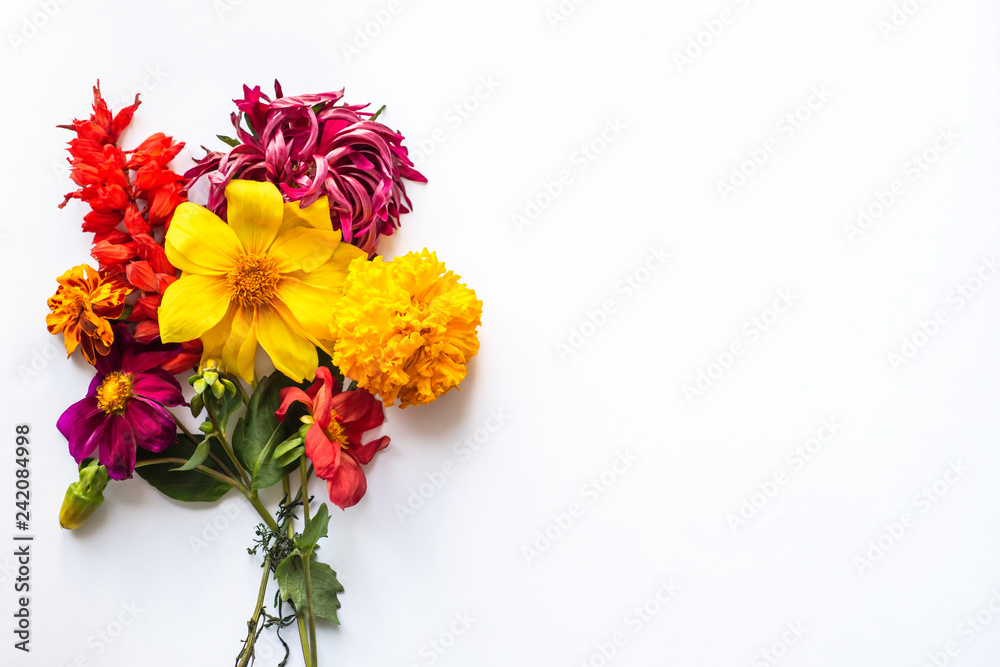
left=184, top=82, right=426, bottom=255
left=57, top=324, right=185, bottom=480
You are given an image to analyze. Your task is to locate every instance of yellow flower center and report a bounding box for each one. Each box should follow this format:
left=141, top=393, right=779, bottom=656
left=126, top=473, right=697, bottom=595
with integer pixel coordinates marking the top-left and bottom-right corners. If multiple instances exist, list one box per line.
left=96, top=372, right=133, bottom=413
left=227, top=254, right=279, bottom=307
left=324, top=411, right=350, bottom=449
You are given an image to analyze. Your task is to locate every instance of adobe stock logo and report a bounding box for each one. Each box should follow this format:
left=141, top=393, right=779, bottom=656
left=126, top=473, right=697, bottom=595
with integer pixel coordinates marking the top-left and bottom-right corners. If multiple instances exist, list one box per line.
left=853, top=459, right=969, bottom=575
left=716, top=86, right=833, bottom=202
left=555, top=247, right=670, bottom=362
left=682, top=290, right=798, bottom=404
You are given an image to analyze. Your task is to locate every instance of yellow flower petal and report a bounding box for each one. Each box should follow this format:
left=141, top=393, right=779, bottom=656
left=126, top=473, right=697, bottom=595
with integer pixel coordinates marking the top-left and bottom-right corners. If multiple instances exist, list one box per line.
left=280, top=196, right=333, bottom=234
left=269, top=227, right=344, bottom=273
left=289, top=242, right=367, bottom=285
left=223, top=306, right=259, bottom=384
left=225, top=180, right=284, bottom=255
left=276, top=277, right=339, bottom=343
left=256, top=305, right=318, bottom=382
left=165, top=203, right=243, bottom=275
left=200, top=303, right=237, bottom=362
left=159, top=275, right=231, bottom=343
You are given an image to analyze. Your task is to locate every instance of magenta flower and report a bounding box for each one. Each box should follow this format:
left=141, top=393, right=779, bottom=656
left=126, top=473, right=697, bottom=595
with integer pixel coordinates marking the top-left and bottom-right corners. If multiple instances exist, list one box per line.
left=57, top=324, right=185, bottom=480
left=184, top=81, right=426, bottom=255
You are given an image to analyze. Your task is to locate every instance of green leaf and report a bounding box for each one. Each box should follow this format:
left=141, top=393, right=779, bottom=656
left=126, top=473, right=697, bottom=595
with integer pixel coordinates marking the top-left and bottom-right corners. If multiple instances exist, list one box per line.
left=274, top=445, right=305, bottom=468
left=136, top=434, right=233, bottom=503
left=217, top=134, right=240, bottom=148
left=296, top=504, right=330, bottom=553
left=272, top=435, right=303, bottom=461
left=275, top=553, right=344, bottom=625
left=172, top=435, right=214, bottom=471
left=233, top=373, right=301, bottom=490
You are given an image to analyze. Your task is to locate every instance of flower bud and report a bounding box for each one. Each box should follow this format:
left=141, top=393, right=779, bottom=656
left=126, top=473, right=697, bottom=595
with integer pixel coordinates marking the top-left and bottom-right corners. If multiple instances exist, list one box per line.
left=59, top=459, right=110, bottom=530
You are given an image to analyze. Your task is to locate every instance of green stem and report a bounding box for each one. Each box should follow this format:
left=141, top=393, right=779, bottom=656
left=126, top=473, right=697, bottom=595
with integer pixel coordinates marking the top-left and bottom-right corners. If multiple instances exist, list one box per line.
left=134, top=458, right=242, bottom=490
left=284, top=476, right=313, bottom=667
left=169, top=411, right=237, bottom=481
left=248, top=492, right=279, bottom=532
left=300, top=459, right=318, bottom=666
left=236, top=552, right=272, bottom=667
left=208, top=407, right=251, bottom=490
left=234, top=380, right=251, bottom=408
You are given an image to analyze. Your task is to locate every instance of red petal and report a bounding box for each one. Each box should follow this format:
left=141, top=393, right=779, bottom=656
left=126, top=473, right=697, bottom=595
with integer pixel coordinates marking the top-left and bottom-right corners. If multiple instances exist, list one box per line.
left=125, top=260, right=159, bottom=292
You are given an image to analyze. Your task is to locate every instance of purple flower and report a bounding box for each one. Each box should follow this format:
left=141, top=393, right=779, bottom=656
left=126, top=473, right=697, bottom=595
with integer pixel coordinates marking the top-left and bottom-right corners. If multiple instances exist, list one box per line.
left=57, top=324, right=185, bottom=480
left=184, top=81, right=427, bottom=255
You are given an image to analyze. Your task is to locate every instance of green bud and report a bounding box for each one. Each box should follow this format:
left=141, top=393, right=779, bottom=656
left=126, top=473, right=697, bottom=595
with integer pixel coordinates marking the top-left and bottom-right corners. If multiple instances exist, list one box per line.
left=190, top=393, right=205, bottom=418
left=203, top=370, right=219, bottom=386
left=223, top=379, right=237, bottom=397
left=193, top=378, right=208, bottom=395
left=187, top=374, right=200, bottom=387
left=59, top=459, right=110, bottom=530
left=210, top=379, right=225, bottom=399
left=198, top=421, right=214, bottom=433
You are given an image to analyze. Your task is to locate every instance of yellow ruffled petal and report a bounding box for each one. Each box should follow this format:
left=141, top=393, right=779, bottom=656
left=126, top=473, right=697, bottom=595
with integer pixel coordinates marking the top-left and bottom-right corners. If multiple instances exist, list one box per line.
left=279, top=196, right=333, bottom=234
left=225, top=180, right=284, bottom=255
left=269, top=227, right=344, bottom=273
left=223, top=306, right=259, bottom=384
left=165, top=203, right=243, bottom=275
left=256, top=305, right=318, bottom=382
left=159, top=275, right=232, bottom=343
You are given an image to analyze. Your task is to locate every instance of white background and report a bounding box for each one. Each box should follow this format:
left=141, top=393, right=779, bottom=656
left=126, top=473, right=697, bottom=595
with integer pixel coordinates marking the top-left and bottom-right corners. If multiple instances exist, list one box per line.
left=2, top=0, right=1000, bottom=665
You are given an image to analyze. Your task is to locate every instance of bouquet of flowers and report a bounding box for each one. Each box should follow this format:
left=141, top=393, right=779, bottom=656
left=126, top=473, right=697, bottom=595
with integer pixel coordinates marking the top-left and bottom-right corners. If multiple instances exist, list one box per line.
left=48, top=81, right=482, bottom=666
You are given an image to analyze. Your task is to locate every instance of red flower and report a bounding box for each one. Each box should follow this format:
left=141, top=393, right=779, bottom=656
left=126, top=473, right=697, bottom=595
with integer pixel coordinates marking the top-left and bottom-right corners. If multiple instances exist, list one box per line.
left=276, top=368, right=389, bottom=509
left=56, top=81, right=201, bottom=375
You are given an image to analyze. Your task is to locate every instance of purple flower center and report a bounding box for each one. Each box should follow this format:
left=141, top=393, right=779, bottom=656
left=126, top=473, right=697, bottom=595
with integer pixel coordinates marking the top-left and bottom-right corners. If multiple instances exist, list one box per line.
left=96, top=371, right=133, bottom=413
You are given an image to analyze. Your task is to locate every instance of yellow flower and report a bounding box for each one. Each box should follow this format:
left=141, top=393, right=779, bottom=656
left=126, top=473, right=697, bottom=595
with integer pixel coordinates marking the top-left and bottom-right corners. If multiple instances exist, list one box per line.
left=330, top=249, right=482, bottom=408
left=159, top=180, right=365, bottom=383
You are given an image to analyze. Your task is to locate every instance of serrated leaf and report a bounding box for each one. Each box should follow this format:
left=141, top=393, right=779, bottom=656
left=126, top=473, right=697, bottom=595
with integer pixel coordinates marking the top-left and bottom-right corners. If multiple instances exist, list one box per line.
left=233, top=372, right=301, bottom=490
left=296, top=504, right=330, bottom=553
left=136, top=434, right=233, bottom=502
left=275, top=553, right=344, bottom=625
left=172, top=435, right=214, bottom=471
left=217, top=134, right=240, bottom=148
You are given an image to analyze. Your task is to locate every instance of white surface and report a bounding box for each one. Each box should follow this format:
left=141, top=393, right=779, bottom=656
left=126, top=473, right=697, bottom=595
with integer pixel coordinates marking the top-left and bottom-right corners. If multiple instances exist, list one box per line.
left=2, top=0, right=1000, bottom=665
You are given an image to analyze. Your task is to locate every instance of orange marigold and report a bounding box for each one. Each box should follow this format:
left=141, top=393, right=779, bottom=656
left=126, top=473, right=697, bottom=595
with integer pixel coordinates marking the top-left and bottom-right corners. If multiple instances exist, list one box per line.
left=46, top=265, right=130, bottom=364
